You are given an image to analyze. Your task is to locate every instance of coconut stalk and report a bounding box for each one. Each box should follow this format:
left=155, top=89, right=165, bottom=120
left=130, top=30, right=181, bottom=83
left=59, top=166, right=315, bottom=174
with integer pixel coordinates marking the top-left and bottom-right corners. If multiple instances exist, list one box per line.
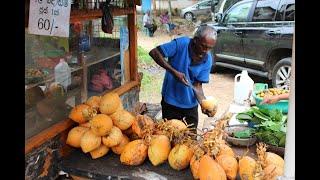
left=155, top=118, right=197, bottom=145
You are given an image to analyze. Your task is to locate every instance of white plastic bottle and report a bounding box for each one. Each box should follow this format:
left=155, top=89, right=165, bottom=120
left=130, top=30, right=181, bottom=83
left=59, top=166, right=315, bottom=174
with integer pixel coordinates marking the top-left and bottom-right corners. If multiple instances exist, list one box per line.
left=54, top=59, right=71, bottom=91
left=234, top=70, right=254, bottom=105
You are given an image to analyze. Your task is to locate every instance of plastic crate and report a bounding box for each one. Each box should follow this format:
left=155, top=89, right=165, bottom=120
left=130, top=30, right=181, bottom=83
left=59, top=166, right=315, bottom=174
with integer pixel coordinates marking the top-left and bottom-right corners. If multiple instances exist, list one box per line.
left=253, top=88, right=288, bottom=114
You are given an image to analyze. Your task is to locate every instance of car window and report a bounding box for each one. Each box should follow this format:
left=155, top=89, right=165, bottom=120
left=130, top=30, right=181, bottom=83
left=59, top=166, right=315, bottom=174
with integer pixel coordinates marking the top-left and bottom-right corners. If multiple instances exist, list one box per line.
left=252, top=0, right=280, bottom=22
left=285, top=3, right=294, bottom=21
left=223, top=0, right=241, bottom=12
left=215, top=0, right=225, bottom=13
left=199, top=1, right=211, bottom=8
left=223, top=1, right=253, bottom=23
left=275, top=0, right=295, bottom=21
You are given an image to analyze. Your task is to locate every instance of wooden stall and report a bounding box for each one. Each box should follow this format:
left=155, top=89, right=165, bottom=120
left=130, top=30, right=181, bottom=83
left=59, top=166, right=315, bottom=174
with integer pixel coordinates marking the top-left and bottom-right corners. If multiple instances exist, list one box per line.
left=25, top=0, right=142, bottom=179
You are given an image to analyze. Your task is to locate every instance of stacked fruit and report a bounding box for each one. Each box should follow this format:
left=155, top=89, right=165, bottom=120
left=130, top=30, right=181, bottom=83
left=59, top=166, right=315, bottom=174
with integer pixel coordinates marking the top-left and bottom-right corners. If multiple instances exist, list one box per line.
left=66, top=92, right=284, bottom=180
left=257, top=88, right=289, bottom=98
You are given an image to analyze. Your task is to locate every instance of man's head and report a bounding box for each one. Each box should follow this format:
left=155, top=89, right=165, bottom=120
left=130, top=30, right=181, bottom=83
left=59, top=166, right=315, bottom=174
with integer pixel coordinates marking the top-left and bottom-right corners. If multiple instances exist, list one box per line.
left=146, top=10, right=150, bottom=15
left=191, top=25, right=217, bottom=62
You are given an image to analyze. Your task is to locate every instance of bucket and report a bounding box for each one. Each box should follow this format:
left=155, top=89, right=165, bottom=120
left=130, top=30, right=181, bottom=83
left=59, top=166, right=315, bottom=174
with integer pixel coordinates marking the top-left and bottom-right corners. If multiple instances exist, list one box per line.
left=254, top=83, right=268, bottom=92
left=234, top=70, right=254, bottom=105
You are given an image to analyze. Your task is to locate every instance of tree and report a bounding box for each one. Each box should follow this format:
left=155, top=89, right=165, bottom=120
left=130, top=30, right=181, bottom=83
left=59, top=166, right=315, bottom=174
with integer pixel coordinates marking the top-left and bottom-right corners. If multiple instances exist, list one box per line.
left=168, top=0, right=172, bottom=16
left=153, top=0, right=157, bottom=16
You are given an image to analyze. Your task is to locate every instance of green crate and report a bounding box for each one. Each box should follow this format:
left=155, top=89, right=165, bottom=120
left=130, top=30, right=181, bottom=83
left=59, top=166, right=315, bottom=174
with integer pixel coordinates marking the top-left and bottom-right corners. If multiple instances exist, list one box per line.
left=253, top=84, right=288, bottom=114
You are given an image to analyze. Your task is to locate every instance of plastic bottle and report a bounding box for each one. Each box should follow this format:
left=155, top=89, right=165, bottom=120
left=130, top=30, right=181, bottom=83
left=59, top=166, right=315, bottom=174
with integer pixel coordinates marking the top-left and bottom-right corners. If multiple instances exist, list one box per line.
left=54, top=59, right=71, bottom=91
left=233, top=70, right=254, bottom=105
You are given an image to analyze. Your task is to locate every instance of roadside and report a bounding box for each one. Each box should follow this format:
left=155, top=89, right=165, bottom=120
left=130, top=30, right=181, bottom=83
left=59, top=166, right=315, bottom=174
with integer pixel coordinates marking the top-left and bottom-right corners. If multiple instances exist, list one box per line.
left=137, top=18, right=269, bottom=131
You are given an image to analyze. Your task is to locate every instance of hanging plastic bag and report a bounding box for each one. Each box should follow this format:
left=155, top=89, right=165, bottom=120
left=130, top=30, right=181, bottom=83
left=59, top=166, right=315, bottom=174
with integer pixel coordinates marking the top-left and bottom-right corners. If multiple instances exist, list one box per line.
left=54, top=59, right=71, bottom=91
left=101, top=0, right=114, bottom=34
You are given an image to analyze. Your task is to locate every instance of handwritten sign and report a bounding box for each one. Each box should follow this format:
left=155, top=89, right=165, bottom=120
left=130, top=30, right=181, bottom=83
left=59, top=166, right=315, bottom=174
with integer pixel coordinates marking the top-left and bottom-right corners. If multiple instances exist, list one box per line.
left=28, top=0, right=71, bottom=37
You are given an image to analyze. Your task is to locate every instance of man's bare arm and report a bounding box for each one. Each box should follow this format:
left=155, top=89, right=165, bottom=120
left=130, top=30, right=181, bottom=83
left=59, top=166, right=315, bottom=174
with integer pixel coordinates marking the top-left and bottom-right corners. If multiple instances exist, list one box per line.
left=149, top=48, right=189, bottom=85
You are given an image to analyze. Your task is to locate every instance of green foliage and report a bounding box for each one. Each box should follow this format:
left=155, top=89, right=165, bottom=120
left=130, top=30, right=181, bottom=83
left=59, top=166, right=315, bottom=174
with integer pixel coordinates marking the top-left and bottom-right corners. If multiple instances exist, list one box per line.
left=233, top=128, right=255, bottom=139
left=138, top=46, right=153, bottom=65
left=236, top=106, right=287, bottom=147
left=137, top=46, right=164, bottom=103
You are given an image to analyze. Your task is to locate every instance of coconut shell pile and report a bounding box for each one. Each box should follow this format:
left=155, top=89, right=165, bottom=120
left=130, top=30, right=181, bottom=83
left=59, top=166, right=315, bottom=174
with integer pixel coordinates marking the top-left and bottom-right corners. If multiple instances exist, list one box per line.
left=66, top=92, right=285, bottom=180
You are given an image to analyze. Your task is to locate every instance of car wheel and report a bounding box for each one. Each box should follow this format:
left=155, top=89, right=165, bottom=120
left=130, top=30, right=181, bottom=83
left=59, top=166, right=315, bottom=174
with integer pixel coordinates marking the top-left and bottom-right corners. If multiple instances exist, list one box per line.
left=272, top=57, right=291, bottom=90
left=184, top=12, right=194, bottom=21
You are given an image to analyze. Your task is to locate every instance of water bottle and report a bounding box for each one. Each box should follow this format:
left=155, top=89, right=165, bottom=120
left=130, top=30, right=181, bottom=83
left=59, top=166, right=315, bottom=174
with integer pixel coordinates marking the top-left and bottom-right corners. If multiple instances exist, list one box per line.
left=234, top=70, right=254, bottom=105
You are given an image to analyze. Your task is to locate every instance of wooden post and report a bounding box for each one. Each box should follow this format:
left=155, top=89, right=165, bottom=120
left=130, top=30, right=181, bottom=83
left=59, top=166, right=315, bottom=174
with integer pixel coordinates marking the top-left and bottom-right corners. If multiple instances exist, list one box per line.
left=128, top=9, right=137, bottom=81
left=282, top=31, right=295, bottom=180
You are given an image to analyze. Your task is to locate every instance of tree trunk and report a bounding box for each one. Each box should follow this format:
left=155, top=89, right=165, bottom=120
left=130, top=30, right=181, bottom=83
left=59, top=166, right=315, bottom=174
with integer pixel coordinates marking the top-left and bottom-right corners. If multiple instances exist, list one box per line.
left=153, top=0, right=157, bottom=16
left=168, top=0, right=172, bottom=16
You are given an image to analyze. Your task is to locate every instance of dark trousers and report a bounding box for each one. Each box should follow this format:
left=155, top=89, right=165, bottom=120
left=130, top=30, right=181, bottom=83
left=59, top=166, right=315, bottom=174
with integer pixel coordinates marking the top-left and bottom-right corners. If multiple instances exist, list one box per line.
left=161, top=98, right=198, bottom=129
left=144, top=24, right=157, bottom=36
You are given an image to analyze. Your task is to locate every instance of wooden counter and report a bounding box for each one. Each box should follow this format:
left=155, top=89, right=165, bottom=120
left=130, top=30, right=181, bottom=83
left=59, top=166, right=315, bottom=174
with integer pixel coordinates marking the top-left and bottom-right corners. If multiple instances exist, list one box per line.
left=59, top=145, right=257, bottom=180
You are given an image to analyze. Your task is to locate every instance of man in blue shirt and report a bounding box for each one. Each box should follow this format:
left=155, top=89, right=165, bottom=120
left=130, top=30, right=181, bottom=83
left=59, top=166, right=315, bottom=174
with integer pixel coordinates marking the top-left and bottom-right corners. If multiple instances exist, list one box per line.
left=149, top=25, right=217, bottom=129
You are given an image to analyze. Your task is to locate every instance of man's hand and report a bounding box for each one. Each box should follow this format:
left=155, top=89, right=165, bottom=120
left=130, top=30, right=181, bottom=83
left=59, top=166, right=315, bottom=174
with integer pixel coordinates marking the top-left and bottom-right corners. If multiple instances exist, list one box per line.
left=174, top=71, right=189, bottom=86
left=201, top=106, right=215, bottom=117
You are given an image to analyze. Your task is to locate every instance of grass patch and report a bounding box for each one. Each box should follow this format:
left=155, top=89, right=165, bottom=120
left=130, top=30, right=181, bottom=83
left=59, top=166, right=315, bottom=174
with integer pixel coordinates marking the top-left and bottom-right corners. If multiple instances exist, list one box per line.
left=138, top=46, right=164, bottom=103
left=138, top=46, right=153, bottom=65
left=139, top=69, right=164, bottom=103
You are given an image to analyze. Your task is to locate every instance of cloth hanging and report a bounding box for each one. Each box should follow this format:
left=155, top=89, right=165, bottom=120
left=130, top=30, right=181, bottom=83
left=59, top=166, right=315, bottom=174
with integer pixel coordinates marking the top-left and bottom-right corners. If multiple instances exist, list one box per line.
left=101, top=0, right=114, bottom=34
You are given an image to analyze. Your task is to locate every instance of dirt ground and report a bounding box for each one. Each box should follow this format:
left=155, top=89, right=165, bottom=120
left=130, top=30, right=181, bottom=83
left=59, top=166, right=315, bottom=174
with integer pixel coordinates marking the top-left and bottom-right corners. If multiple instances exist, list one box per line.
left=137, top=24, right=268, bottom=131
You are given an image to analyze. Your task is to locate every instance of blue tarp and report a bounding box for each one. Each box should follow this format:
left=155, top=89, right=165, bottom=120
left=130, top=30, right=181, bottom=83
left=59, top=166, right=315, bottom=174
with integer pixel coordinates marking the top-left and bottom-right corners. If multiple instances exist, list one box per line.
left=142, top=0, right=152, bottom=13
left=120, top=26, right=129, bottom=85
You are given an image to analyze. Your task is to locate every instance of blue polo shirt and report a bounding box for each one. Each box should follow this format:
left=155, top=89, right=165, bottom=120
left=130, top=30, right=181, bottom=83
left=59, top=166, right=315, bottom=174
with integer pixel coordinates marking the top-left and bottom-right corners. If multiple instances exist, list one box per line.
left=158, top=36, right=213, bottom=108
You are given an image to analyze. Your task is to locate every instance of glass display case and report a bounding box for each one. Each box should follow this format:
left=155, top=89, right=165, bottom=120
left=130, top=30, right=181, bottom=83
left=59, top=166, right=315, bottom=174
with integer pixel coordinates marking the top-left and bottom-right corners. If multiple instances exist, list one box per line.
left=25, top=0, right=140, bottom=178
left=25, top=15, right=129, bottom=139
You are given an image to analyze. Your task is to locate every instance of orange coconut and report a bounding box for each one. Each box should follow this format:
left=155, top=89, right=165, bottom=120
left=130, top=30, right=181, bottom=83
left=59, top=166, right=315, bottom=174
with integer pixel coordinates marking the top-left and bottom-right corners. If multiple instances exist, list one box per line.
left=198, top=154, right=227, bottom=180
left=216, top=154, right=238, bottom=180
left=99, top=92, right=121, bottom=115
left=238, top=156, right=257, bottom=180
left=69, top=104, right=92, bottom=124
left=85, top=96, right=101, bottom=110
left=165, top=119, right=187, bottom=130
left=190, top=155, right=201, bottom=179
left=263, top=163, right=284, bottom=180
left=217, top=144, right=235, bottom=157
left=110, top=109, right=135, bottom=130
left=102, top=126, right=123, bottom=147
left=89, top=144, right=110, bottom=159
left=120, top=139, right=148, bottom=166
left=66, top=126, right=89, bottom=148
left=265, top=152, right=284, bottom=169
left=90, top=114, right=113, bottom=136
left=200, top=96, right=218, bottom=116
left=80, top=130, right=101, bottom=153
left=148, top=135, right=171, bottom=166
left=168, top=144, right=193, bottom=170
left=131, top=115, right=154, bottom=138
left=111, top=134, right=130, bottom=155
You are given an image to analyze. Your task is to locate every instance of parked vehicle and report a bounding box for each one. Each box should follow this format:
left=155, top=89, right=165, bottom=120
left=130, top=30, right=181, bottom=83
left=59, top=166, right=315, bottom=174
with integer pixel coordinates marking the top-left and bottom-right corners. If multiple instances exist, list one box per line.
left=198, top=0, right=294, bottom=89
left=180, top=0, right=219, bottom=21
left=213, top=0, right=242, bottom=21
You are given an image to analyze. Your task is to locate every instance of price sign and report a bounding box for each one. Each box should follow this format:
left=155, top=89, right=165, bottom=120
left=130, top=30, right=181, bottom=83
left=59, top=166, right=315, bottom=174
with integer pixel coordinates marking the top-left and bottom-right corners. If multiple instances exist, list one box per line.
left=28, top=0, right=71, bottom=37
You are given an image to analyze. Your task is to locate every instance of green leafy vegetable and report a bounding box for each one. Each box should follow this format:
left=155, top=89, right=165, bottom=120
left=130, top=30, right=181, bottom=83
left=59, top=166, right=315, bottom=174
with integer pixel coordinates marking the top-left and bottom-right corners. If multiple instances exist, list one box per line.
left=233, top=129, right=254, bottom=139
left=235, top=106, right=287, bottom=147
left=236, top=113, right=253, bottom=123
